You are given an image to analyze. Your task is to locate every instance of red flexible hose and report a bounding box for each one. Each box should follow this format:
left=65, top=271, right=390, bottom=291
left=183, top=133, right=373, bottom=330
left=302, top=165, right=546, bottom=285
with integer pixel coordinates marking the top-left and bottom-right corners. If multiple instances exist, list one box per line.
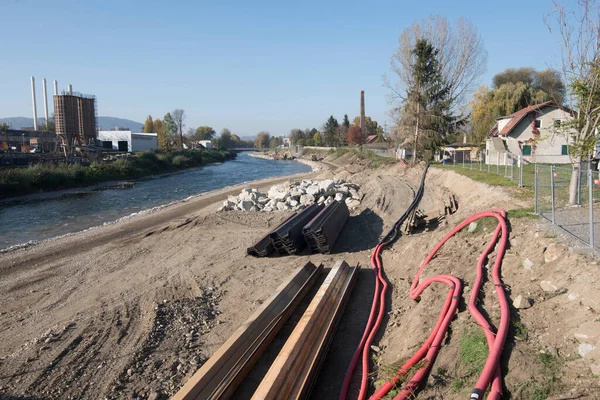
left=367, top=210, right=510, bottom=400
left=340, top=209, right=510, bottom=400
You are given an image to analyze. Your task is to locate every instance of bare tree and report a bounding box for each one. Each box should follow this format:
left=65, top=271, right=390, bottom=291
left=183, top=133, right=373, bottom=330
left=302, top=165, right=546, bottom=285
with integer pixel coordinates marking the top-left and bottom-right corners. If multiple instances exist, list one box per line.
left=171, top=109, right=186, bottom=150
left=385, top=15, right=487, bottom=114
left=546, top=0, right=600, bottom=204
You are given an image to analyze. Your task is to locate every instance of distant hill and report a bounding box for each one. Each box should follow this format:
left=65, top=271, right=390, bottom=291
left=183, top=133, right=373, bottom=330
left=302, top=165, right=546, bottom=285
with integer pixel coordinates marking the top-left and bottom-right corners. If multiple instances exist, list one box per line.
left=0, top=116, right=143, bottom=132
left=96, top=117, right=143, bottom=132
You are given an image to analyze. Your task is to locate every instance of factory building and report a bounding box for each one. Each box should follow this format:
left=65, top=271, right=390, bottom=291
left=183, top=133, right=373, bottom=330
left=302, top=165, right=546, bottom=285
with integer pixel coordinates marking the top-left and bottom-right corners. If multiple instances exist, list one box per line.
left=0, top=129, right=56, bottom=153
left=97, top=130, right=158, bottom=152
left=29, top=77, right=98, bottom=156
left=54, top=91, right=97, bottom=153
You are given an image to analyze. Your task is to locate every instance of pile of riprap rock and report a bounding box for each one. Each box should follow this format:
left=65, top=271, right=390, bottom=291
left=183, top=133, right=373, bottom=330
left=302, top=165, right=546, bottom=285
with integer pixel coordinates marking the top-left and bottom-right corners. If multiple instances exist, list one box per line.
left=217, top=179, right=361, bottom=212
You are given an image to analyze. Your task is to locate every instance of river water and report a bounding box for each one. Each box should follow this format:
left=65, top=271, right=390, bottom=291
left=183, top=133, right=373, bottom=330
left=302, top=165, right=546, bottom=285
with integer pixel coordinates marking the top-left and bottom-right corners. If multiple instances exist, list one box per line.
left=0, top=152, right=312, bottom=249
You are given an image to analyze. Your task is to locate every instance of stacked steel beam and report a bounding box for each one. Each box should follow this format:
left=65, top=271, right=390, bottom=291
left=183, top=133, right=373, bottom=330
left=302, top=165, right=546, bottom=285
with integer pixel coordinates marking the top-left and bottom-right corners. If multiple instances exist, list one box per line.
left=269, top=203, right=324, bottom=255
left=172, top=262, right=323, bottom=400
left=246, top=213, right=298, bottom=257
left=303, top=200, right=349, bottom=254
left=251, top=260, right=359, bottom=400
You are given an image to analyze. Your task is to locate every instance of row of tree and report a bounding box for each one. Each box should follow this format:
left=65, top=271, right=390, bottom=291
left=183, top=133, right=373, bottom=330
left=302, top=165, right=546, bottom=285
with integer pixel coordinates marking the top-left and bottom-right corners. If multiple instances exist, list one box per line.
left=143, top=110, right=186, bottom=151
left=287, top=114, right=385, bottom=147
left=143, top=113, right=257, bottom=150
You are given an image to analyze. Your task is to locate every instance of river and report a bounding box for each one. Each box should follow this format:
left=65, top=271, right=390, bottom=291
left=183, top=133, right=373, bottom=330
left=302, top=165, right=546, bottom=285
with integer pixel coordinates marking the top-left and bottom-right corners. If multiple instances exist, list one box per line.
left=0, top=152, right=312, bottom=249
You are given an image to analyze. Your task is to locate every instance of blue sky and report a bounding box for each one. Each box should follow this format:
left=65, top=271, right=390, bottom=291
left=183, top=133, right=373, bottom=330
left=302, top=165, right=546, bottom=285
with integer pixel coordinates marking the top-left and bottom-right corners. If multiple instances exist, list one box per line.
left=1, top=0, right=564, bottom=136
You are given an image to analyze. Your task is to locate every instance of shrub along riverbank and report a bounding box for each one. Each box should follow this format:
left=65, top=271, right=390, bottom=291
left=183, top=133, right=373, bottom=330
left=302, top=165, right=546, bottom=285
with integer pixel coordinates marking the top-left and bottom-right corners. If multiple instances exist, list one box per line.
left=0, top=149, right=236, bottom=198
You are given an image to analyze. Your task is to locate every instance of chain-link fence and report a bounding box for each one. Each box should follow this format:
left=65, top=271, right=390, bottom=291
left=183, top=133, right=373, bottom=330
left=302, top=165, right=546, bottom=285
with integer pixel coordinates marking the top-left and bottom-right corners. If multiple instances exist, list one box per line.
left=535, top=163, right=600, bottom=248
left=445, top=151, right=534, bottom=187
left=441, top=155, right=600, bottom=248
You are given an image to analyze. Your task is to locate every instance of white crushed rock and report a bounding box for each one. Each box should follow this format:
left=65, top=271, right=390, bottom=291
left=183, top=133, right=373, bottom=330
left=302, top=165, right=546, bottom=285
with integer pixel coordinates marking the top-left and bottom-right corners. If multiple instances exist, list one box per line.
left=217, top=179, right=361, bottom=213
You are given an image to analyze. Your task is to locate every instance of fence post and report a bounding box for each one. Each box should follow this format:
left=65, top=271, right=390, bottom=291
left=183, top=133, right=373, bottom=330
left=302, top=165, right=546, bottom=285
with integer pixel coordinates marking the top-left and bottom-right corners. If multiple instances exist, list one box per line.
left=462, top=152, right=465, bottom=169
left=480, top=154, right=483, bottom=171
left=510, top=157, right=514, bottom=181
left=519, top=155, right=523, bottom=187
left=589, top=168, right=594, bottom=248
left=496, top=152, right=500, bottom=174
left=504, top=152, right=508, bottom=176
left=577, top=164, right=582, bottom=206
left=453, top=152, right=456, bottom=166
left=488, top=154, right=490, bottom=173
left=551, top=165, right=556, bottom=224
left=534, top=164, right=538, bottom=214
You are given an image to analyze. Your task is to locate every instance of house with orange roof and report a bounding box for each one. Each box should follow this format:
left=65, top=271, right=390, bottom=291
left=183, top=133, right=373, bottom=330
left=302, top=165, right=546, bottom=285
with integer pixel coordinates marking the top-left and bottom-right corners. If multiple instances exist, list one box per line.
left=485, top=101, right=575, bottom=165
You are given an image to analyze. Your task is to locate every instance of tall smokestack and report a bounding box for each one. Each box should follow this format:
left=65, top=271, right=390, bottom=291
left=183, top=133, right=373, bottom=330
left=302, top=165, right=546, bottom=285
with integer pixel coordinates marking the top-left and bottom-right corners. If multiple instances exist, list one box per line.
left=31, top=76, right=38, bottom=131
left=67, top=84, right=72, bottom=94
left=53, top=80, right=58, bottom=96
left=42, top=78, right=49, bottom=125
left=360, top=90, right=366, bottom=138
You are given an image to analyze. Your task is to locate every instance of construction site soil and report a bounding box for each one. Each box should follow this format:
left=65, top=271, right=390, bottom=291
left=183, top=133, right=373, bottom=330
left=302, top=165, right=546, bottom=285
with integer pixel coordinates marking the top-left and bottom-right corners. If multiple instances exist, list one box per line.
left=0, top=153, right=599, bottom=400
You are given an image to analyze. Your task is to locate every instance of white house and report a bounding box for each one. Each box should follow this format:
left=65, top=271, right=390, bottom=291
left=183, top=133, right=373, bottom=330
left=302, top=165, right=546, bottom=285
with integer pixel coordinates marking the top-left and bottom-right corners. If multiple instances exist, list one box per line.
left=198, top=140, right=213, bottom=150
left=486, top=101, right=575, bottom=165
left=97, top=130, right=158, bottom=152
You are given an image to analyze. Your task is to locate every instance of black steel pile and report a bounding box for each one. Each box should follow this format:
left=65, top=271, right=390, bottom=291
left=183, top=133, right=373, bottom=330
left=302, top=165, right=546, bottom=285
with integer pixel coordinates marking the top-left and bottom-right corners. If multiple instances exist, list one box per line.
left=247, top=200, right=350, bottom=257
left=246, top=213, right=297, bottom=257
left=269, top=203, right=324, bottom=255
left=303, top=200, right=349, bottom=254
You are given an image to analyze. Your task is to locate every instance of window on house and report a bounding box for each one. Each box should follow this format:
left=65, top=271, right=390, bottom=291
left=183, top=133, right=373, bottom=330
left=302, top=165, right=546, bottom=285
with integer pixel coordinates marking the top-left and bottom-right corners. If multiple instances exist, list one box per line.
left=561, top=145, right=569, bottom=155
left=522, top=145, right=532, bottom=155
left=534, top=119, right=541, bottom=128
left=554, top=119, right=562, bottom=128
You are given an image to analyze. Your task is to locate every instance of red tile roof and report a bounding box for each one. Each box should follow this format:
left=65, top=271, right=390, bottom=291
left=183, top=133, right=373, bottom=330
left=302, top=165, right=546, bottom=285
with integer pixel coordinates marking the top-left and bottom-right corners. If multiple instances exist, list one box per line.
left=490, top=101, right=573, bottom=137
left=496, top=101, right=553, bottom=136
left=365, top=135, right=378, bottom=144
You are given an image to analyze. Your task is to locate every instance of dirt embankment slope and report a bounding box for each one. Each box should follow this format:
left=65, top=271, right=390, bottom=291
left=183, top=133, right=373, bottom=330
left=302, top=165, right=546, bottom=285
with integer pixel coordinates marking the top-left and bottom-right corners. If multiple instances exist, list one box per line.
left=0, top=154, right=598, bottom=400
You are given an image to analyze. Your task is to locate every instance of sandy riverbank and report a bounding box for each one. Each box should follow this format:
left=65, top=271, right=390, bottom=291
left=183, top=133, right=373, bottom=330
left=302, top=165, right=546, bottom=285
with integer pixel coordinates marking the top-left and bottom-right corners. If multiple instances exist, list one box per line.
left=248, top=151, right=323, bottom=171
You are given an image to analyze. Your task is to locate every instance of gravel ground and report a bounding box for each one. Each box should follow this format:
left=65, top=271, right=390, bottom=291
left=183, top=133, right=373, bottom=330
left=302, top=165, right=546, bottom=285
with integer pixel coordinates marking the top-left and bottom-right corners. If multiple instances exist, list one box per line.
left=540, top=205, right=600, bottom=250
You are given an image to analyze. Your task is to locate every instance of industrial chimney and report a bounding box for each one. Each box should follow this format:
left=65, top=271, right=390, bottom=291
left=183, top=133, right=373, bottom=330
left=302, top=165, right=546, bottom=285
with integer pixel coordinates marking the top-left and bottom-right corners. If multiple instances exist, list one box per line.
left=31, top=76, right=38, bottom=131
left=67, top=84, right=73, bottom=95
left=42, top=78, right=49, bottom=125
left=53, top=80, right=58, bottom=96
left=360, top=90, right=366, bottom=139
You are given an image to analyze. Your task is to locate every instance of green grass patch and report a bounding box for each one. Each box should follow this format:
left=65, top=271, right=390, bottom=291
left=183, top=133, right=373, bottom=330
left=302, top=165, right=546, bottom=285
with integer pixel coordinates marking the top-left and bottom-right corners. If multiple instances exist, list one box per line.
left=372, top=357, right=429, bottom=399
left=431, top=163, right=518, bottom=187
left=0, top=149, right=236, bottom=198
left=466, top=217, right=498, bottom=234
left=512, top=320, right=528, bottom=341
left=451, top=330, right=489, bottom=392
left=514, top=352, right=562, bottom=400
left=507, top=207, right=537, bottom=219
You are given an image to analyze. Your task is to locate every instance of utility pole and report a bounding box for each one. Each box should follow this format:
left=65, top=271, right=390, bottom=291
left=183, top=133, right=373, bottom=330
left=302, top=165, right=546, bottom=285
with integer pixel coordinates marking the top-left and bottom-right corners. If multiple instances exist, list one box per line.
left=360, top=90, right=366, bottom=140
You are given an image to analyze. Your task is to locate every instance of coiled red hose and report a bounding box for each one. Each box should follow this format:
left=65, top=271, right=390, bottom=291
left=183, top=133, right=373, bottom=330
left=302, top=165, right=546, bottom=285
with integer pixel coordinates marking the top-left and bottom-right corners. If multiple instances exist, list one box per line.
left=367, top=209, right=510, bottom=400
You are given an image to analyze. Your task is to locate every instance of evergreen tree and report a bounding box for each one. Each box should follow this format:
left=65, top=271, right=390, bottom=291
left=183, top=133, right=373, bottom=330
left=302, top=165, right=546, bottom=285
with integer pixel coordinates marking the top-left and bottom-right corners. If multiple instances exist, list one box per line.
left=322, top=116, right=339, bottom=147
left=343, top=114, right=350, bottom=128
left=143, top=115, right=154, bottom=133
left=398, top=39, right=452, bottom=163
